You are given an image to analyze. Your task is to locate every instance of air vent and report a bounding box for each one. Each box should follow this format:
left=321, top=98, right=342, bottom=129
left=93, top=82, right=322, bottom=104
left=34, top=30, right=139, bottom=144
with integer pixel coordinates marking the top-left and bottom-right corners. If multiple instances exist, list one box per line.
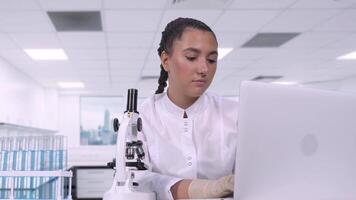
left=242, top=33, right=300, bottom=48
left=141, top=75, right=159, bottom=80
left=47, top=11, right=102, bottom=32
left=251, top=75, right=283, bottom=82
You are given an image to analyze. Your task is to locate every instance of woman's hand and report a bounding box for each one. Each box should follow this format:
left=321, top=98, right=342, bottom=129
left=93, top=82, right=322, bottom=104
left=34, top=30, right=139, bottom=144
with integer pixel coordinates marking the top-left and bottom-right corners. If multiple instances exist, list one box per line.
left=171, top=174, right=234, bottom=199
left=188, top=174, right=234, bottom=199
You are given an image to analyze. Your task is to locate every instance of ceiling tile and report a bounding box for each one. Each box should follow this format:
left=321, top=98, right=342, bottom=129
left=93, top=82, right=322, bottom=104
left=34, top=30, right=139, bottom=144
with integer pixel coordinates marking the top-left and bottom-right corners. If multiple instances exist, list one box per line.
left=81, top=80, right=111, bottom=89
left=107, top=32, right=155, bottom=48
left=77, top=68, right=109, bottom=77
left=152, top=30, right=163, bottom=51
left=168, top=0, right=229, bottom=9
left=38, top=0, right=102, bottom=10
left=223, top=48, right=277, bottom=60
left=0, top=11, right=55, bottom=33
left=291, top=0, right=356, bottom=8
left=5, top=58, right=36, bottom=69
left=261, top=9, right=340, bottom=32
left=104, top=0, right=168, bottom=9
left=0, top=0, right=40, bottom=10
left=229, top=0, right=296, bottom=9
left=215, top=32, right=255, bottom=48
left=28, top=61, right=73, bottom=70
left=0, top=33, right=19, bottom=49
left=110, top=68, right=141, bottom=77
left=111, top=76, right=138, bottom=83
left=71, top=60, right=108, bottom=69
left=311, top=48, right=356, bottom=60
left=242, top=33, right=300, bottom=47
left=109, top=60, right=145, bottom=71
left=108, top=48, right=149, bottom=60
left=313, top=10, right=356, bottom=31
left=326, top=33, right=356, bottom=49
left=10, top=33, right=61, bottom=48
left=282, top=32, right=350, bottom=49
left=58, top=32, right=106, bottom=48
left=0, top=49, right=32, bottom=61
left=142, top=59, right=161, bottom=72
left=65, top=48, right=107, bottom=60
left=23, top=65, right=78, bottom=79
left=159, top=10, right=222, bottom=31
left=80, top=76, right=110, bottom=83
left=264, top=48, right=319, bottom=60
left=218, top=60, right=255, bottom=69
left=248, top=58, right=328, bottom=70
left=104, top=10, right=162, bottom=32
left=141, top=62, right=161, bottom=77
left=214, top=10, right=281, bottom=32
left=322, top=60, right=356, bottom=69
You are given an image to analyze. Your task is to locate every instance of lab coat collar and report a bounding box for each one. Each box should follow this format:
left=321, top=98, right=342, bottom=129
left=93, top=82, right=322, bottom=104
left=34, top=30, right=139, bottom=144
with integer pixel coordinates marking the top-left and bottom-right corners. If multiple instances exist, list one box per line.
left=162, top=92, right=206, bottom=119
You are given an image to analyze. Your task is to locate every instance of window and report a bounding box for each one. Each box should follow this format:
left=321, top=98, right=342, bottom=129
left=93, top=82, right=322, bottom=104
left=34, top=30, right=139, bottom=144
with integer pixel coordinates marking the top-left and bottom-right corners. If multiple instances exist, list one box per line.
left=80, top=96, right=123, bottom=145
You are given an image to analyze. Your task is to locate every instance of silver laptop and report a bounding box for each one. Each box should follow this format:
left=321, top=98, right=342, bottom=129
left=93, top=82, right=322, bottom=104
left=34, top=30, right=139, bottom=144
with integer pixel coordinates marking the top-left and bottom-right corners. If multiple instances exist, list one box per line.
left=234, top=81, right=356, bottom=200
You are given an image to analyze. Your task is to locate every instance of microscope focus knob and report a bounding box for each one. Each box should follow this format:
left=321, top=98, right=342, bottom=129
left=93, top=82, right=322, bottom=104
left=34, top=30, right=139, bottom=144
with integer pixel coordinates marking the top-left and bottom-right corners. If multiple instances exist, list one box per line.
left=113, top=118, right=120, bottom=132
left=137, top=117, right=142, bottom=132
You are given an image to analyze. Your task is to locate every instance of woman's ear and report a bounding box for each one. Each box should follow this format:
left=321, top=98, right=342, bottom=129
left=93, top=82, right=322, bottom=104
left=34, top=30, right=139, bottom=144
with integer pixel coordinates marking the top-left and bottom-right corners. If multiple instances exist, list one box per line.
left=160, top=51, right=170, bottom=72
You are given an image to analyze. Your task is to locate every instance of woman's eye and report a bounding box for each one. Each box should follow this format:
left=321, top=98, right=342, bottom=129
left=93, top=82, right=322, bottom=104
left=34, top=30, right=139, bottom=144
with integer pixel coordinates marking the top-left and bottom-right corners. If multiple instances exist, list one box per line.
left=208, top=59, right=217, bottom=64
left=186, top=56, right=196, bottom=61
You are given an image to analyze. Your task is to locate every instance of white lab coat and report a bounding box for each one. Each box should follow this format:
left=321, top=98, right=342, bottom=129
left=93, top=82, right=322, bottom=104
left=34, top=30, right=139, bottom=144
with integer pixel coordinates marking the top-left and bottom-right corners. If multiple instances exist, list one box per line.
left=138, top=92, right=238, bottom=200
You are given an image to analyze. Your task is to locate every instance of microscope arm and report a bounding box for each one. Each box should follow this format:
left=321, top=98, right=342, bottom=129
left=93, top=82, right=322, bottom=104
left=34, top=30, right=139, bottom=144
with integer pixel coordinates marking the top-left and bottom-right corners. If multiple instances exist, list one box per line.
left=114, top=115, right=130, bottom=184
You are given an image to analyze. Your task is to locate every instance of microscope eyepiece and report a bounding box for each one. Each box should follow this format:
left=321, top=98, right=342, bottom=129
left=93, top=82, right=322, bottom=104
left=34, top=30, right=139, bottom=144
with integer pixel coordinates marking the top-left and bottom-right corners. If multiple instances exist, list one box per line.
left=126, top=89, right=138, bottom=113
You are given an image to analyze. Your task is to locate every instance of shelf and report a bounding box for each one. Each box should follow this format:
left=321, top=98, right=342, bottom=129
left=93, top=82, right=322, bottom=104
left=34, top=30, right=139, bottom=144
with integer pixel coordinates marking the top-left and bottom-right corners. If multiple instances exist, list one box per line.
left=0, top=171, right=73, bottom=197
left=0, top=171, right=72, bottom=177
left=0, top=122, right=57, bottom=135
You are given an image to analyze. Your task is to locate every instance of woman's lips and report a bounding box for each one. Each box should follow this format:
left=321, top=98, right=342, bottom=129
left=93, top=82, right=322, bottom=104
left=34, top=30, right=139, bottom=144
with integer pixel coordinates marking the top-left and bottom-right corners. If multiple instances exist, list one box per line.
left=192, top=79, right=206, bottom=87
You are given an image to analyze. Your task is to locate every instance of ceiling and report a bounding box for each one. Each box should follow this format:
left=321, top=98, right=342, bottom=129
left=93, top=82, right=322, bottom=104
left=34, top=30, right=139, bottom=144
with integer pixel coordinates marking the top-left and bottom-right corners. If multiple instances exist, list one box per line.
left=0, top=0, right=356, bottom=97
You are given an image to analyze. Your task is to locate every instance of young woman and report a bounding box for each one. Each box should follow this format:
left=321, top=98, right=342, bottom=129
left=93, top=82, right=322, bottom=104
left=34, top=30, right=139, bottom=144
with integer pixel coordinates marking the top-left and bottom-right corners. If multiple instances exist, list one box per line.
left=138, top=17, right=238, bottom=199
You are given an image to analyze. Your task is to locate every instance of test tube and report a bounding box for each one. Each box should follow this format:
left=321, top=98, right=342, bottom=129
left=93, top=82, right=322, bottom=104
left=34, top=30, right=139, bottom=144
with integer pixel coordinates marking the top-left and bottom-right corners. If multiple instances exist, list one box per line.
left=0, top=137, right=8, bottom=198
left=29, top=136, right=38, bottom=199
left=38, top=136, right=45, bottom=199
left=47, top=136, right=54, bottom=198
left=19, top=137, right=27, bottom=199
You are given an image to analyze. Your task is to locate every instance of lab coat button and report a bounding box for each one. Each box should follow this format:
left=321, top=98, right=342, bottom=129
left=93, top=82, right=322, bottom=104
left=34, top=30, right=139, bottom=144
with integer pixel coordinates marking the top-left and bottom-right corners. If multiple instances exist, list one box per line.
left=187, top=162, right=192, bottom=166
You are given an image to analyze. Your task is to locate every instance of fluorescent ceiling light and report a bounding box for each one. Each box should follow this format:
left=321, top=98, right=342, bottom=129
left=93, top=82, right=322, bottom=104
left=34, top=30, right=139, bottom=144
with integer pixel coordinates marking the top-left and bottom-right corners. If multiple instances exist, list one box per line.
left=218, top=48, right=233, bottom=60
left=24, top=49, right=68, bottom=60
left=58, top=82, right=85, bottom=89
left=337, top=51, right=356, bottom=60
left=272, top=81, right=298, bottom=85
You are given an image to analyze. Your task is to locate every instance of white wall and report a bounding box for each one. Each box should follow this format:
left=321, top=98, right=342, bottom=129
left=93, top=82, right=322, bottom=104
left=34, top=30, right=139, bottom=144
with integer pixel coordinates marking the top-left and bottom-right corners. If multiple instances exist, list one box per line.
left=0, top=58, right=58, bottom=131
left=58, top=95, right=115, bottom=167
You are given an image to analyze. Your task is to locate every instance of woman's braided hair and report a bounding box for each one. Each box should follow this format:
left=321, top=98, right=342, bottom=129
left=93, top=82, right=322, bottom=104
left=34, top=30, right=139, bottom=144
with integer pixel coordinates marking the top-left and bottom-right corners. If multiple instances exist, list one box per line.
left=155, top=17, right=216, bottom=94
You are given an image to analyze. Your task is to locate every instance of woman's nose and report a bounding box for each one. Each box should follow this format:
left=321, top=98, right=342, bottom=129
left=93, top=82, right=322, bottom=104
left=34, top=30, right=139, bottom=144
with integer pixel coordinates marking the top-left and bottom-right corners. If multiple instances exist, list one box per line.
left=197, top=60, right=208, bottom=75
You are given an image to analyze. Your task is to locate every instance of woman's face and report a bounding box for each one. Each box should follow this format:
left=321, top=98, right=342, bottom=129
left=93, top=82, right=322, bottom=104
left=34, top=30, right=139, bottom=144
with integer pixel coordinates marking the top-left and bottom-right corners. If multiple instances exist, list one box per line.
left=161, top=28, right=218, bottom=99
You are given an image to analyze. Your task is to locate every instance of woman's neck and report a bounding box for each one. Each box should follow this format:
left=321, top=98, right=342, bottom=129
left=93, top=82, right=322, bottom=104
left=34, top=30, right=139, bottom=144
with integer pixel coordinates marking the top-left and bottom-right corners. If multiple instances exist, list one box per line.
left=167, top=89, right=198, bottom=110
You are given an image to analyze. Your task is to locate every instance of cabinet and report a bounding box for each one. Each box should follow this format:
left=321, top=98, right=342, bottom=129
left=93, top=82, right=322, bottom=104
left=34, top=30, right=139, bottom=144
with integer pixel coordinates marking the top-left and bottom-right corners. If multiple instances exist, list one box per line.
left=70, top=166, right=114, bottom=200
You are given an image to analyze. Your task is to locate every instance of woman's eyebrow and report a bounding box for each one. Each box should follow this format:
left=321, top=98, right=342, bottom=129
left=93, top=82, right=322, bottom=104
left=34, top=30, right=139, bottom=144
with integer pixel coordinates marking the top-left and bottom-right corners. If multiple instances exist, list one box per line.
left=209, top=51, right=218, bottom=56
left=183, top=48, right=200, bottom=53
left=183, top=48, right=218, bottom=56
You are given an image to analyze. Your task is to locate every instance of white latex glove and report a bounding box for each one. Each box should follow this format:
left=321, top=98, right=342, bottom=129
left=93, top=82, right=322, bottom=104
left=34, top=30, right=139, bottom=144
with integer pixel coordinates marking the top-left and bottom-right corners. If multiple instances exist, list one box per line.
left=133, top=170, right=182, bottom=200
left=188, top=174, right=234, bottom=199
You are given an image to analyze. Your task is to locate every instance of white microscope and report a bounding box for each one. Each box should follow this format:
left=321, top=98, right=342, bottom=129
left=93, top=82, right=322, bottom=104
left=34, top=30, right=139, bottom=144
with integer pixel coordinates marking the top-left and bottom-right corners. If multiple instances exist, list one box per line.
left=103, top=89, right=156, bottom=200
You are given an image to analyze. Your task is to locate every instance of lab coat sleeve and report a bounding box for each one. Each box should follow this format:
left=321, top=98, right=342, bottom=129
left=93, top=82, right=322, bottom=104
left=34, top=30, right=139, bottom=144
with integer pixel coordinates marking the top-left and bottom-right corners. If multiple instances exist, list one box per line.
left=134, top=170, right=183, bottom=200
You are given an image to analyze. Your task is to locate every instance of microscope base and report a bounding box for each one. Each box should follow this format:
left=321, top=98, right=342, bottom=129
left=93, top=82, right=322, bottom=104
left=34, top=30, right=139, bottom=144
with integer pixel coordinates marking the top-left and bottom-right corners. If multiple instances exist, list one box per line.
left=103, top=189, right=156, bottom=200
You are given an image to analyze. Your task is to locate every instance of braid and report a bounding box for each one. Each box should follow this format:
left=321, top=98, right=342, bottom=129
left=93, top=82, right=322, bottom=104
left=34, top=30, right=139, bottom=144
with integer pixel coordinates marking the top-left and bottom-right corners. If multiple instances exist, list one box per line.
left=155, top=17, right=216, bottom=94
left=155, top=65, right=168, bottom=94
